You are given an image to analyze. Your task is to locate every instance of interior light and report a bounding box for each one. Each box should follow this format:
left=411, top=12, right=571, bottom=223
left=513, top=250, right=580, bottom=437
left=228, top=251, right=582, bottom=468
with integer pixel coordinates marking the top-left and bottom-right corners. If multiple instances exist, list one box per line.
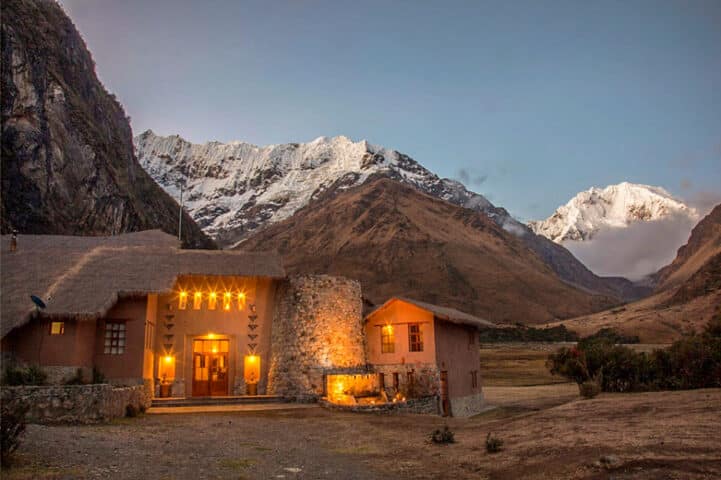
left=208, top=291, right=217, bottom=310
left=193, top=291, right=202, bottom=310
left=164, top=355, right=173, bottom=364
left=178, top=291, right=188, bottom=310
left=223, top=292, right=232, bottom=311
left=237, top=291, right=246, bottom=310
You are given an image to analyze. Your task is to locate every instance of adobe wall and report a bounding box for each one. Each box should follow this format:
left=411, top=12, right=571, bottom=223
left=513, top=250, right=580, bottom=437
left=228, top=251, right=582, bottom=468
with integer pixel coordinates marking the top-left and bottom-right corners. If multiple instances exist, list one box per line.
left=0, top=384, right=150, bottom=424
left=267, top=275, right=366, bottom=399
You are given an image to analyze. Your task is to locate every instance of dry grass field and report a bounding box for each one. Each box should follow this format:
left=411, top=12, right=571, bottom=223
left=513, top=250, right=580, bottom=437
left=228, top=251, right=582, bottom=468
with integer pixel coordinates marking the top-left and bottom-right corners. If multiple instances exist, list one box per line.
left=479, top=343, right=575, bottom=387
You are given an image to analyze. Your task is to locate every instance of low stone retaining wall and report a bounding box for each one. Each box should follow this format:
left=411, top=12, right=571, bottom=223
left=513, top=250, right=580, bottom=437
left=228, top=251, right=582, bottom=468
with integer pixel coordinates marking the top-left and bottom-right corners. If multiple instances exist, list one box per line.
left=320, top=395, right=439, bottom=415
left=0, top=384, right=150, bottom=424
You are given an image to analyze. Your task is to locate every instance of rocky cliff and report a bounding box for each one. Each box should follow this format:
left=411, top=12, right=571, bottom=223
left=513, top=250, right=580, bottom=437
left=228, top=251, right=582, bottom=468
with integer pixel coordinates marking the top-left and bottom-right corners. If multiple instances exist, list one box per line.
left=1, top=0, right=213, bottom=248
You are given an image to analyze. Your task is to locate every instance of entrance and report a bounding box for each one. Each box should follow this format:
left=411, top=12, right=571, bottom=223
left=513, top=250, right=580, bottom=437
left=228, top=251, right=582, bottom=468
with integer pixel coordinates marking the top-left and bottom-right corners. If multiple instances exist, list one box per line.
left=192, top=339, right=229, bottom=396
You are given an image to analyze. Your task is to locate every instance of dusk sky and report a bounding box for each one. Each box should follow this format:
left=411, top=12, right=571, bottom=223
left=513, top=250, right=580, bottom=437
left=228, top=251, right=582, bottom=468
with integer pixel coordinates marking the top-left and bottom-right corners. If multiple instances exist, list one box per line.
left=60, top=0, right=721, bottom=221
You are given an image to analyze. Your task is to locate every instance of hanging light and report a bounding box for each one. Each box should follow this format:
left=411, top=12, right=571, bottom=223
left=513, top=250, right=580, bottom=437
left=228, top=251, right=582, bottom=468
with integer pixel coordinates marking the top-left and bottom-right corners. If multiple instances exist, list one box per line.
left=178, top=291, right=188, bottom=310
left=223, top=292, right=232, bottom=311
left=208, top=291, right=217, bottom=310
left=237, top=291, right=246, bottom=310
left=193, top=291, right=202, bottom=310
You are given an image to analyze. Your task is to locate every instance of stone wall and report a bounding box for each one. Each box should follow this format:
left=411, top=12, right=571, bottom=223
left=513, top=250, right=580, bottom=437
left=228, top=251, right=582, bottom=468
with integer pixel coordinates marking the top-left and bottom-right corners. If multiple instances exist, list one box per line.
left=267, top=275, right=366, bottom=399
left=450, top=392, right=487, bottom=418
left=0, top=384, right=150, bottom=424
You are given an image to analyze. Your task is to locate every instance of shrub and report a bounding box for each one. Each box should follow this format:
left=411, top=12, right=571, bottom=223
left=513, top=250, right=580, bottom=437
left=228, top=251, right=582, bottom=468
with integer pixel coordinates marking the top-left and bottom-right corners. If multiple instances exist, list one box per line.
left=125, top=404, right=138, bottom=418
left=479, top=324, right=579, bottom=343
left=485, top=432, right=503, bottom=453
left=91, top=367, right=106, bottom=384
left=578, top=379, right=601, bottom=398
left=1, top=402, right=29, bottom=466
left=2, top=364, right=47, bottom=386
left=430, top=426, right=455, bottom=444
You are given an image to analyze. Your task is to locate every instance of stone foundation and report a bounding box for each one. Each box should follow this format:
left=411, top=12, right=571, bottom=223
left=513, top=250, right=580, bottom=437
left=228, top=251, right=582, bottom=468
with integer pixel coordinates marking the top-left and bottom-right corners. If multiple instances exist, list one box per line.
left=267, top=275, right=366, bottom=399
left=1, top=384, right=150, bottom=424
left=449, top=392, right=487, bottom=417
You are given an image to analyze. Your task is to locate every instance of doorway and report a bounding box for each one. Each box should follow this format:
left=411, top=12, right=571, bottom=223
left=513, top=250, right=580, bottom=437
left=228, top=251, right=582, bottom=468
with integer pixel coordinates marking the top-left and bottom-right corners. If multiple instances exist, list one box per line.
left=192, top=339, right=229, bottom=396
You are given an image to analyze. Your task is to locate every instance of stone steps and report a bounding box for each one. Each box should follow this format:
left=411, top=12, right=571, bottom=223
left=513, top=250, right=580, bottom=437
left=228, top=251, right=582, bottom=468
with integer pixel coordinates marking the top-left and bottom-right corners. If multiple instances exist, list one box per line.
left=151, top=395, right=284, bottom=408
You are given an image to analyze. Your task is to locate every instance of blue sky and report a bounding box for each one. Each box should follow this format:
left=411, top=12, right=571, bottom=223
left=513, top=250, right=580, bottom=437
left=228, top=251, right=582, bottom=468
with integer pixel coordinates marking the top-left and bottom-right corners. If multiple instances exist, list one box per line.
left=60, top=0, right=721, bottom=221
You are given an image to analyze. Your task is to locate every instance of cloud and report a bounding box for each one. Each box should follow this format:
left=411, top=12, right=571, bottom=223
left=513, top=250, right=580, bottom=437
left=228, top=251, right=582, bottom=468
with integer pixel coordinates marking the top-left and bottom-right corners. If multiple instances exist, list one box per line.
left=563, top=212, right=699, bottom=281
left=685, top=190, right=721, bottom=216
left=456, top=168, right=488, bottom=187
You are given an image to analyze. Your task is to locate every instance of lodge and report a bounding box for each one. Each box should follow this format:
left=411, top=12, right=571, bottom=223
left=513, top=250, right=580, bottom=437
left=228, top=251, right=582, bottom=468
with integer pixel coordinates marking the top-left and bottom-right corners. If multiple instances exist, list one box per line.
left=1, top=230, right=493, bottom=417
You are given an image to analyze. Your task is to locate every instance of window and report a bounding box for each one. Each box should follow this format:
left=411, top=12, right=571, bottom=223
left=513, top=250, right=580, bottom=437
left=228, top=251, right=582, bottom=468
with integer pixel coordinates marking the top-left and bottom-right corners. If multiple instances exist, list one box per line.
left=407, top=370, right=415, bottom=386
left=381, top=325, right=395, bottom=353
left=104, top=322, right=126, bottom=354
left=408, top=323, right=423, bottom=352
left=49, top=322, right=65, bottom=335
left=471, top=370, right=478, bottom=389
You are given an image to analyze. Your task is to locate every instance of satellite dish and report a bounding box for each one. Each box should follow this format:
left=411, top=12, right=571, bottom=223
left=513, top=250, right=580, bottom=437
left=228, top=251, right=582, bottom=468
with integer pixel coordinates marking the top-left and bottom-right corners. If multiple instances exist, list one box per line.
left=30, top=295, right=46, bottom=310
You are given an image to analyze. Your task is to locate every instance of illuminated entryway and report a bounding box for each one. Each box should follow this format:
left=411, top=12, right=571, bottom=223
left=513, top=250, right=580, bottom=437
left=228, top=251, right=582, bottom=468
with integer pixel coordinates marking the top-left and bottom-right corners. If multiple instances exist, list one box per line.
left=192, top=339, right=229, bottom=396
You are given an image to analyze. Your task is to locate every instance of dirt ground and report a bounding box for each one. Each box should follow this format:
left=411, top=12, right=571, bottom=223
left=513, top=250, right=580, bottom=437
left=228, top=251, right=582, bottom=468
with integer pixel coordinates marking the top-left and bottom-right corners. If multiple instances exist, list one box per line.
left=4, top=387, right=721, bottom=480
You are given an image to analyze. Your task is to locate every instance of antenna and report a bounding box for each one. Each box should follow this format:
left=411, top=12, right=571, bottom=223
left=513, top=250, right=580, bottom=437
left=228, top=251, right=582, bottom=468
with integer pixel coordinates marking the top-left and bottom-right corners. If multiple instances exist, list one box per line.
left=178, top=183, right=183, bottom=241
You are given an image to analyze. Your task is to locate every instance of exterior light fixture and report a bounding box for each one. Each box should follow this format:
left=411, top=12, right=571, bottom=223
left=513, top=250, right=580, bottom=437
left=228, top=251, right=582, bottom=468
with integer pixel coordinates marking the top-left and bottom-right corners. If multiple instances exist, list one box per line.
left=208, top=291, right=217, bottom=310
left=164, top=355, right=173, bottom=364
left=193, top=291, right=202, bottom=310
left=223, top=292, right=232, bottom=311
left=237, top=292, right=246, bottom=310
left=178, top=291, right=188, bottom=310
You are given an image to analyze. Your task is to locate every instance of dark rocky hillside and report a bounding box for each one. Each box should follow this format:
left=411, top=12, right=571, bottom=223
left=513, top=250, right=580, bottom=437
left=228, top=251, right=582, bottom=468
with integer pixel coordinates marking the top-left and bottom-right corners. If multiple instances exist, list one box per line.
left=1, top=0, right=213, bottom=248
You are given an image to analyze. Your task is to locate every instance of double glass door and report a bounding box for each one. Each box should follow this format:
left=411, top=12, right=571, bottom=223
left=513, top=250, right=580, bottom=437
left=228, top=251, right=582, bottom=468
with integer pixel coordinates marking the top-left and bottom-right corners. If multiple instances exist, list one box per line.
left=192, top=339, right=229, bottom=397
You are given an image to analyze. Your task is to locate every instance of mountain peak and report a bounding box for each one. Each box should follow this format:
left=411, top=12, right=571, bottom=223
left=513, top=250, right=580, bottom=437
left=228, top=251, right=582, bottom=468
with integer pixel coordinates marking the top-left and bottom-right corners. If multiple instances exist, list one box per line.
left=529, top=182, right=697, bottom=243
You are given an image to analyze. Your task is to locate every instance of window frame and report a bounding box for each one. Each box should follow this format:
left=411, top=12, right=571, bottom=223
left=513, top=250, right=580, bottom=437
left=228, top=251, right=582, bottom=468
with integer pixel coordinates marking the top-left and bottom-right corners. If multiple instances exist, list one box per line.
left=408, top=323, right=424, bottom=352
left=104, top=321, right=127, bottom=355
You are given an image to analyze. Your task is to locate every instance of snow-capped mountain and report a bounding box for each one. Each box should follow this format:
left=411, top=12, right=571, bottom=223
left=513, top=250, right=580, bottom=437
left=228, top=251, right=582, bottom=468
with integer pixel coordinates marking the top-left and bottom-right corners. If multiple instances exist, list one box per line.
left=528, top=182, right=698, bottom=243
left=134, top=130, right=522, bottom=246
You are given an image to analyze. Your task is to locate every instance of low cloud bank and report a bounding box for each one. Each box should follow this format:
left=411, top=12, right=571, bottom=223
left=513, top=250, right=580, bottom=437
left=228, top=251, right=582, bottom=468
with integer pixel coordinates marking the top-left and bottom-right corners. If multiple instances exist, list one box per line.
left=564, top=212, right=699, bottom=280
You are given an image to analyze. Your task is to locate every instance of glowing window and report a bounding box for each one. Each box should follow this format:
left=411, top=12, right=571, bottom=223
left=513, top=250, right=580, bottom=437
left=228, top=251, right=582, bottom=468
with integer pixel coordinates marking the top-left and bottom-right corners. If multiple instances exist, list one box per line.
left=49, top=322, right=65, bottom=335
left=178, top=291, right=188, bottom=310
left=408, top=323, right=423, bottom=352
left=104, top=322, right=126, bottom=354
left=208, top=292, right=217, bottom=310
left=193, top=291, right=202, bottom=310
left=237, top=292, right=246, bottom=310
left=381, top=325, right=395, bottom=353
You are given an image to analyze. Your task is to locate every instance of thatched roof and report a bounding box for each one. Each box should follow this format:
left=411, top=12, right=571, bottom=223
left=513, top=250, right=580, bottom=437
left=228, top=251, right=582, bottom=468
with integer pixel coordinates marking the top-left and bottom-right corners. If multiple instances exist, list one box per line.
left=366, top=297, right=496, bottom=330
left=1, top=230, right=284, bottom=338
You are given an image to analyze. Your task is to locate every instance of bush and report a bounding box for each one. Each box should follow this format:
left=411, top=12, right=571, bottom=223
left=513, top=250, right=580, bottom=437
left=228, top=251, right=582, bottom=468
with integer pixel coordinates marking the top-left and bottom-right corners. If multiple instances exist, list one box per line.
left=430, top=426, right=455, bottom=444
left=578, top=378, right=601, bottom=398
left=485, top=432, right=503, bottom=453
left=125, top=404, right=138, bottom=418
left=2, top=364, right=47, bottom=386
left=1, top=403, right=29, bottom=466
left=547, top=318, right=721, bottom=393
left=479, top=324, right=579, bottom=343
left=92, top=367, right=106, bottom=384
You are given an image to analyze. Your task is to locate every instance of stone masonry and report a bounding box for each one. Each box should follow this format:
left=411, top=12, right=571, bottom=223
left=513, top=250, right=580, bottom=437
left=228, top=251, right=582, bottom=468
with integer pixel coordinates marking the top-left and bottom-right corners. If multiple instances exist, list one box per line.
left=267, top=275, right=366, bottom=399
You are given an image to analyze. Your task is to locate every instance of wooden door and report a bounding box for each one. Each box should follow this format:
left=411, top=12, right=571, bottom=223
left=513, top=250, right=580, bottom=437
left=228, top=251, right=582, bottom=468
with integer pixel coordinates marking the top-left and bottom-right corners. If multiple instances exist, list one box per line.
left=192, top=339, right=229, bottom=397
left=440, top=370, right=450, bottom=417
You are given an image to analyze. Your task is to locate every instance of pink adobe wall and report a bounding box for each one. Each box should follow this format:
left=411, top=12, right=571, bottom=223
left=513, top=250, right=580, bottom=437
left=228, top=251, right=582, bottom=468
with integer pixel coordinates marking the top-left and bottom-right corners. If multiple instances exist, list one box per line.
left=365, top=300, right=436, bottom=365
left=3, top=317, right=96, bottom=368
left=434, top=321, right=481, bottom=399
left=93, top=298, right=147, bottom=381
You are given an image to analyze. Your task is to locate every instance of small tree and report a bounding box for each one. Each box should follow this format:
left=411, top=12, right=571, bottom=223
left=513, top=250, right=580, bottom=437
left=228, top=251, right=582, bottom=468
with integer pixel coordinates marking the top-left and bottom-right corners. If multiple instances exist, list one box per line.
left=1, top=402, right=29, bottom=466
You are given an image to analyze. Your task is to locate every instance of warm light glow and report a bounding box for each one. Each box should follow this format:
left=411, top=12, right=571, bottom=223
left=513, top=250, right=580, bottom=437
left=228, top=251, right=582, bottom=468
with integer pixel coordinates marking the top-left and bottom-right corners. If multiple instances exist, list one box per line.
left=164, top=355, right=173, bottom=364
left=244, top=355, right=261, bottom=384
left=382, top=324, right=394, bottom=335
left=212, top=347, right=218, bottom=353
left=207, top=333, right=215, bottom=339
left=208, top=291, right=217, bottom=310
left=237, top=291, right=246, bottom=310
left=193, top=291, right=202, bottom=310
left=178, top=291, right=188, bottom=310
left=222, top=292, right=232, bottom=311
